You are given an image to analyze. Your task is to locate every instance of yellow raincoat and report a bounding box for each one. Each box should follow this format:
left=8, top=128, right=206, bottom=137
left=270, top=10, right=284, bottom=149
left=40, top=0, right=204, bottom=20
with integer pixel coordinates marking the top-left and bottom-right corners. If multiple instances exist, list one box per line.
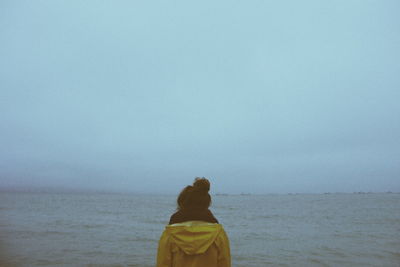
left=157, top=221, right=231, bottom=267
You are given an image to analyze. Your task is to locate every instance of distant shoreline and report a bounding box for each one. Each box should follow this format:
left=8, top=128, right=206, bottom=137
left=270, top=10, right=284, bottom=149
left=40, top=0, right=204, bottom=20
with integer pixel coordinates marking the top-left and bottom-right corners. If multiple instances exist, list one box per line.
left=0, top=187, right=399, bottom=195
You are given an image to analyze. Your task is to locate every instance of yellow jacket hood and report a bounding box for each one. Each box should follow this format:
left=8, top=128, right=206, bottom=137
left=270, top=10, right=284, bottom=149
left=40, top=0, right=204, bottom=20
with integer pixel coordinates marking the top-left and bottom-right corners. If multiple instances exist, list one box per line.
left=157, top=221, right=231, bottom=267
left=165, top=221, right=222, bottom=255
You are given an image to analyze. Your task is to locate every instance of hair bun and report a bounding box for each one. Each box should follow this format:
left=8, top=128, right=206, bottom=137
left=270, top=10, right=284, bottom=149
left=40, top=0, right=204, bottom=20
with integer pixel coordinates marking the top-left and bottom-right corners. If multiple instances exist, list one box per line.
left=193, top=177, right=210, bottom=192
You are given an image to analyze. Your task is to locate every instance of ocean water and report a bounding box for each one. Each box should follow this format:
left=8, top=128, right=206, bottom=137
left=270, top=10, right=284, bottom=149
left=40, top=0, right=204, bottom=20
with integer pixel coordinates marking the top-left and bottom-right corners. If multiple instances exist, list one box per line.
left=0, top=192, right=399, bottom=267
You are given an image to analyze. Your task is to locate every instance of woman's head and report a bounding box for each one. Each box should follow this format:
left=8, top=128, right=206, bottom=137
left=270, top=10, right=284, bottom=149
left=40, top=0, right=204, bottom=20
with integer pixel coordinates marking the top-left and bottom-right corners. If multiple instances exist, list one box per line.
left=177, top=177, right=212, bottom=210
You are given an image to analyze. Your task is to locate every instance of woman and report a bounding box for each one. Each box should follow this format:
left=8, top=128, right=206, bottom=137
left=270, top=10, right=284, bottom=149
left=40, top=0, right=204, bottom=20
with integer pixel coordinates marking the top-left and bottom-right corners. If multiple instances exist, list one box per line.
left=157, top=177, right=231, bottom=267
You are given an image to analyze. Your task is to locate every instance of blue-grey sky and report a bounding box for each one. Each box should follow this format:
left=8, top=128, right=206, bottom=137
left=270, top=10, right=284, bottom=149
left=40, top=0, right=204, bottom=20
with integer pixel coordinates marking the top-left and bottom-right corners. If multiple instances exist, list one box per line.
left=1, top=1, right=399, bottom=194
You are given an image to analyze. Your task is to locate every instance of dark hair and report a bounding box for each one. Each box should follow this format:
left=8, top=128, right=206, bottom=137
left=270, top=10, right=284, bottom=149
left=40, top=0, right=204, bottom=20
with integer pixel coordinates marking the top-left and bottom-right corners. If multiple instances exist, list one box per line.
left=177, top=177, right=211, bottom=210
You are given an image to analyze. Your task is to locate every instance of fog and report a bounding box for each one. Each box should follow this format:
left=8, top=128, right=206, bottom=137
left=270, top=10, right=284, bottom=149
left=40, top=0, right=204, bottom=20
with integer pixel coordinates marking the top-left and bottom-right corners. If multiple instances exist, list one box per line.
left=1, top=1, right=399, bottom=194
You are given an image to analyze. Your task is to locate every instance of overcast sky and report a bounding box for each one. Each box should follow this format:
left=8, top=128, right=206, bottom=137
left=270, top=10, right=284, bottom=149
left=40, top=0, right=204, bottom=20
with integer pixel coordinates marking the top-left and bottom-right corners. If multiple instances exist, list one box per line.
left=1, top=0, right=399, bottom=194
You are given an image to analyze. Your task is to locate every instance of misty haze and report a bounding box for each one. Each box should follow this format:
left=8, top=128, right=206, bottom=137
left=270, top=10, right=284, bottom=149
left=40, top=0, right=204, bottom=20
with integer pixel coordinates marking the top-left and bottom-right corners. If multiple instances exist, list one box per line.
left=1, top=1, right=399, bottom=266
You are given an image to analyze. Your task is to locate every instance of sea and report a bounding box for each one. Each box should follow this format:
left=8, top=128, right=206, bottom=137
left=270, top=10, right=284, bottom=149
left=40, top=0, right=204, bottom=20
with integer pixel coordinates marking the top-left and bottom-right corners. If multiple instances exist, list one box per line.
left=0, top=192, right=399, bottom=267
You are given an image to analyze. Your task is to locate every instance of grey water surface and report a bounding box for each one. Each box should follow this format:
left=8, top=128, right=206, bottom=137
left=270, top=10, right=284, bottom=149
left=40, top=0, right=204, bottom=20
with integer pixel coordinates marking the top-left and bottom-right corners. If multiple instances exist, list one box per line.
left=1, top=192, right=399, bottom=266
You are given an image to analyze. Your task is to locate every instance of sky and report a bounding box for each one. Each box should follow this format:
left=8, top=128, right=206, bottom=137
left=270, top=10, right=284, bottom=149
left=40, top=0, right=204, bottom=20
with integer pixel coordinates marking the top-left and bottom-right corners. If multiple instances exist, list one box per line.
left=0, top=0, right=399, bottom=194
